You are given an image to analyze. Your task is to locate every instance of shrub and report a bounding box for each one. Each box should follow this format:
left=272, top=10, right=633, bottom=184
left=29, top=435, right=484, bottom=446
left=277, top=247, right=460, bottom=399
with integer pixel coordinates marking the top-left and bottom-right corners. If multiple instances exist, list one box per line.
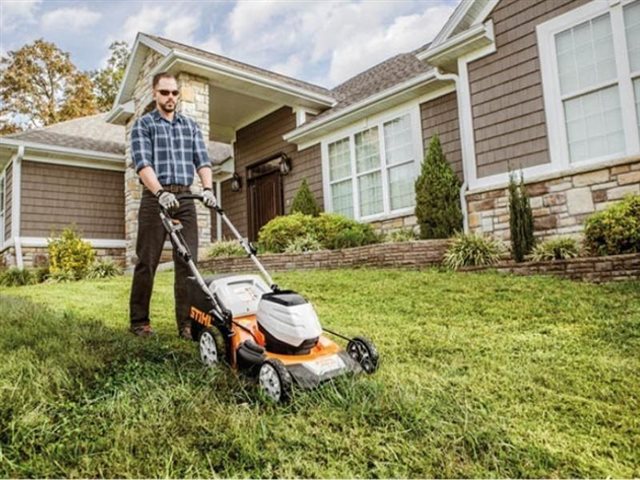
left=0, top=267, right=36, bottom=287
left=313, top=213, right=357, bottom=249
left=530, top=237, right=580, bottom=261
left=207, top=240, right=246, bottom=258
left=48, top=226, right=95, bottom=280
left=49, top=269, right=77, bottom=283
left=258, top=213, right=317, bottom=253
left=330, top=223, right=381, bottom=250
left=34, top=266, right=50, bottom=283
left=415, top=134, right=463, bottom=239
left=386, top=228, right=417, bottom=243
left=284, top=234, right=323, bottom=253
left=509, top=173, right=535, bottom=262
left=443, top=233, right=505, bottom=270
left=86, top=259, right=123, bottom=279
left=583, top=194, right=640, bottom=256
left=290, top=178, right=321, bottom=216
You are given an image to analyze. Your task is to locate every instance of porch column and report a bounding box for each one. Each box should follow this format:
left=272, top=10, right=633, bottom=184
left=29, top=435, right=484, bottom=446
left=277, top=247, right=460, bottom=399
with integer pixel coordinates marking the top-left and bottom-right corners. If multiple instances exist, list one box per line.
left=177, top=72, right=212, bottom=258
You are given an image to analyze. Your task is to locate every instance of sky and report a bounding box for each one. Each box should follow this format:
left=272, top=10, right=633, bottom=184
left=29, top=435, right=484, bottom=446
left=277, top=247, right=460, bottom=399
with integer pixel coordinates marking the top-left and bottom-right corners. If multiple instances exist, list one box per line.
left=0, top=0, right=458, bottom=88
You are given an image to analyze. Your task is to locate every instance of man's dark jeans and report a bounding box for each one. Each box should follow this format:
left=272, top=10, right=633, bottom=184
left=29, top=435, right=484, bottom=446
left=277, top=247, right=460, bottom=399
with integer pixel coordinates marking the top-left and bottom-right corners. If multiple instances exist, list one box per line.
left=129, top=189, right=198, bottom=333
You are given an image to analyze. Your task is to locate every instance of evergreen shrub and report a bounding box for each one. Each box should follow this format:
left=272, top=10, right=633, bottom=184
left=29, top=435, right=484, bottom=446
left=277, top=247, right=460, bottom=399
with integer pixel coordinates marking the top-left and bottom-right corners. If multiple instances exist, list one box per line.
left=290, top=178, right=320, bottom=216
left=583, top=194, right=640, bottom=256
left=508, top=174, right=535, bottom=262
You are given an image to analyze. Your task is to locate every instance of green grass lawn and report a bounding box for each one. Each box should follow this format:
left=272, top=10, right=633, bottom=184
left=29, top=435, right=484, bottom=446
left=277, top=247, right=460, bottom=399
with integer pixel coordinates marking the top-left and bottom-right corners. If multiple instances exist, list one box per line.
left=1, top=269, right=639, bottom=478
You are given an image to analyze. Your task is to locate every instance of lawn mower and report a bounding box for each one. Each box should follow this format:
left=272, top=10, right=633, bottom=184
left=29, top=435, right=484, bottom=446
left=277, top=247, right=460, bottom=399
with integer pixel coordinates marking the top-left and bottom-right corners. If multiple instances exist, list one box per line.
left=159, top=194, right=379, bottom=402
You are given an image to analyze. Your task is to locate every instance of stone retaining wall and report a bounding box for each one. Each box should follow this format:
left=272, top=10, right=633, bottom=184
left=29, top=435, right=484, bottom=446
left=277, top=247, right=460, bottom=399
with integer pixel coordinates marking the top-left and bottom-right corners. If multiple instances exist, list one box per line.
left=200, top=240, right=451, bottom=273
left=200, top=241, right=640, bottom=284
left=461, top=253, right=640, bottom=283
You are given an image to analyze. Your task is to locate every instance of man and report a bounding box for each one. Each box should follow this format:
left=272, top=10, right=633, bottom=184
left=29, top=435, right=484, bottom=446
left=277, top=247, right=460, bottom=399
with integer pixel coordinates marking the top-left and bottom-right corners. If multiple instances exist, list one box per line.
left=129, top=71, right=216, bottom=339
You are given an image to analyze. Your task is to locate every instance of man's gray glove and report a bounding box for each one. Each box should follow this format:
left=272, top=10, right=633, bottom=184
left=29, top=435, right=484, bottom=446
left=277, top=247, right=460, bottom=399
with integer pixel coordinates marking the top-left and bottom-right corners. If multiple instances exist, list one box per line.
left=202, top=188, right=217, bottom=208
left=155, top=189, right=180, bottom=209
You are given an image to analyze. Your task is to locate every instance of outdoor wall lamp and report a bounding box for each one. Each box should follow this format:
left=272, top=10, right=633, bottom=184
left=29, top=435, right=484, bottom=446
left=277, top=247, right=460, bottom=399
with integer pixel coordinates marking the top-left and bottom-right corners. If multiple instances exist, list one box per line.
left=230, top=172, right=242, bottom=192
left=279, top=154, right=292, bottom=175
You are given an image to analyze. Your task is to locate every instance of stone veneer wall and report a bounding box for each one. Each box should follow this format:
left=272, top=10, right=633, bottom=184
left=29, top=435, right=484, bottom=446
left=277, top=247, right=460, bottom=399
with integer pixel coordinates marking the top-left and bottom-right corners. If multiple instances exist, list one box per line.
left=467, top=158, right=640, bottom=240
left=124, top=51, right=212, bottom=267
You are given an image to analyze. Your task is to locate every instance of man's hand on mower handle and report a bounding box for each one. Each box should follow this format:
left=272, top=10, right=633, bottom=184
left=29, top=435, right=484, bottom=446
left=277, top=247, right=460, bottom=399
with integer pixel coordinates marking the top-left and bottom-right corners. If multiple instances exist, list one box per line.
left=202, top=188, right=217, bottom=208
left=155, top=189, right=180, bottom=209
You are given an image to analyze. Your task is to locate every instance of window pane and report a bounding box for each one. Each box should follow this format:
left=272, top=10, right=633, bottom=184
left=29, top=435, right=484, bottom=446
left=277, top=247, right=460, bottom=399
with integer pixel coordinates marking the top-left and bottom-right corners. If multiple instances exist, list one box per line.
left=388, top=163, right=416, bottom=210
left=384, top=114, right=414, bottom=166
left=328, top=138, right=351, bottom=181
left=330, top=179, right=353, bottom=218
left=355, top=127, right=380, bottom=173
left=358, top=171, right=383, bottom=217
left=564, top=85, right=624, bottom=162
left=625, top=1, right=640, bottom=73
left=555, top=13, right=616, bottom=95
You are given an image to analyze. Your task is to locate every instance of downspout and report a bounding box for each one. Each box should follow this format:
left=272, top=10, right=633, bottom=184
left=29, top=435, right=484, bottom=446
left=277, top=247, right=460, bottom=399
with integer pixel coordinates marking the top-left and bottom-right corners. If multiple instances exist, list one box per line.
left=12, top=145, right=24, bottom=268
left=434, top=68, right=469, bottom=233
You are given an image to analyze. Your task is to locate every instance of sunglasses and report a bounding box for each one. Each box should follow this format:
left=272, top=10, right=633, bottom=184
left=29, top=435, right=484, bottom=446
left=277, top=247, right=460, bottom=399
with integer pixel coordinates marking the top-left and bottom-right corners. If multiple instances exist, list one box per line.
left=157, top=89, right=180, bottom=97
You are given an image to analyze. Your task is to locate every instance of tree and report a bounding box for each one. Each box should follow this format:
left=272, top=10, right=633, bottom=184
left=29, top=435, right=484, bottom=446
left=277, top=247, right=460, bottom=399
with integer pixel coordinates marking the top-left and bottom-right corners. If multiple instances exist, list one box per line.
left=508, top=173, right=535, bottom=262
left=290, top=178, right=321, bottom=216
left=90, top=41, right=130, bottom=112
left=0, top=39, right=98, bottom=130
left=414, top=134, right=463, bottom=239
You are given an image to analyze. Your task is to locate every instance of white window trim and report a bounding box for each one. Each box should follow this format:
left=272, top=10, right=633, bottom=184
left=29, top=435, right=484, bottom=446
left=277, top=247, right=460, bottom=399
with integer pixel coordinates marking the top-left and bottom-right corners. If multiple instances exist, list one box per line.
left=320, top=102, right=423, bottom=223
left=537, top=0, right=640, bottom=173
left=0, top=170, right=5, bottom=249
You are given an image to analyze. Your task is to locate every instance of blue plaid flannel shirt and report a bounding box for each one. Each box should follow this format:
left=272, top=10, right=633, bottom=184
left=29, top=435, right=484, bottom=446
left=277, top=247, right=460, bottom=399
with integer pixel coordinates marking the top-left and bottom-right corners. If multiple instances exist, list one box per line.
left=131, top=109, right=211, bottom=186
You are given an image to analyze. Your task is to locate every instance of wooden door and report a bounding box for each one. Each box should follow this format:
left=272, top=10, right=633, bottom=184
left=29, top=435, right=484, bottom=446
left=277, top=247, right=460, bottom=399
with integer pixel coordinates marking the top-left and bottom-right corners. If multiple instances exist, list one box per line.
left=248, top=162, right=283, bottom=241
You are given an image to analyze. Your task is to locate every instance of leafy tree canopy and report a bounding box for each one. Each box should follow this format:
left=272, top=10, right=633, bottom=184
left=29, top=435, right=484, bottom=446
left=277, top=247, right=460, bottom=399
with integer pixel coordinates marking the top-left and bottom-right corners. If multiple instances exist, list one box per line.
left=90, top=41, right=130, bottom=112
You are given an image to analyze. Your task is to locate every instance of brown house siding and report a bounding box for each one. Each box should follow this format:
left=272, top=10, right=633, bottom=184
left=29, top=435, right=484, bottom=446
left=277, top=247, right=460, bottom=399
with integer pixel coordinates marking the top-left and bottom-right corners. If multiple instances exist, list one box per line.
left=4, top=162, right=12, bottom=241
left=468, top=0, right=590, bottom=178
left=217, top=107, right=323, bottom=240
left=20, top=161, right=124, bottom=239
left=420, top=92, right=463, bottom=179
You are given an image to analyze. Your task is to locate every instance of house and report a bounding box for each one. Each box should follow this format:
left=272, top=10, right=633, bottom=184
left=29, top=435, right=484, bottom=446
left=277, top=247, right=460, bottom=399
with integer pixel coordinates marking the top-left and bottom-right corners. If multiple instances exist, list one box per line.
left=2, top=0, right=639, bottom=268
left=0, top=114, right=231, bottom=267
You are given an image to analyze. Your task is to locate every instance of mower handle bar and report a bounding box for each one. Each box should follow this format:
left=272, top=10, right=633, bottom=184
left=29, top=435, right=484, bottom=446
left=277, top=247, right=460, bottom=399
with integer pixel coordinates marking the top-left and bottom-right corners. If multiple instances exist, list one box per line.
left=163, top=193, right=276, bottom=288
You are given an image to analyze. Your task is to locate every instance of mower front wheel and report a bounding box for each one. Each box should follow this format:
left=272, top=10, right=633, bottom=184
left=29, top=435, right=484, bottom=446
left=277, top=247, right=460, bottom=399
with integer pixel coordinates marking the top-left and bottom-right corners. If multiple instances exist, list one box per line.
left=258, top=359, right=292, bottom=403
left=347, top=336, right=379, bottom=374
left=199, top=327, right=227, bottom=367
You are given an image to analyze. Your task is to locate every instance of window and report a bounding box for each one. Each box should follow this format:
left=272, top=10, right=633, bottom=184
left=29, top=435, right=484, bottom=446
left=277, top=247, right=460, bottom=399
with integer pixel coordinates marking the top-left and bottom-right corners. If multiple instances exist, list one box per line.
left=538, top=0, right=640, bottom=169
left=324, top=110, right=420, bottom=221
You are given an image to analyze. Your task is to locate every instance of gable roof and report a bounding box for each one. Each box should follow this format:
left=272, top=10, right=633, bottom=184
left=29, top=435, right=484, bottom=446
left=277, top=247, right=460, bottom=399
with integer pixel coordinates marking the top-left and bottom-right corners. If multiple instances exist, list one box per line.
left=147, top=34, right=333, bottom=99
left=2, top=114, right=125, bottom=155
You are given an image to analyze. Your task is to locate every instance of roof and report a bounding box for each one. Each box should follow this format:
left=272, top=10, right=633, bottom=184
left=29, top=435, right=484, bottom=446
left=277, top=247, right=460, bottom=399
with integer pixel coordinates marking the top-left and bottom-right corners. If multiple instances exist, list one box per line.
left=146, top=34, right=334, bottom=99
left=3, top=113, right=125, bottom=155
left=309, top=44, right=433, bottom=124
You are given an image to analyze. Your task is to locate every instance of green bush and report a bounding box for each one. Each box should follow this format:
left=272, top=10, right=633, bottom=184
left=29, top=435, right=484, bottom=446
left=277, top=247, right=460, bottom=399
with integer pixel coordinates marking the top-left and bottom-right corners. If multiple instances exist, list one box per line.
left=530, top=237, right=580, bottom=261
left=509, top=173, right=535, bottom=262
left=290, top=178, right=321, bottom=216
left=443, top=233, right=505, bottom=270
left=258, top=212, right=380, bottom=253
left=583, top=194, right=640, bottom=256
left=258, top=213, right=317, bottom=253
left=86, top=259, right=123, bottom=279
left=386, top=228, right=417, bottom=243
left=34, top=266, right=50, bottom=283
left=47, top=226, right=95, bottom=280
left=415, top=134, right=463, bottom=239
left=207, top=240, right=246, bottom=258
left=284, top=234, right=323, bottom=253
left=0, top=267, right=36, bottom=287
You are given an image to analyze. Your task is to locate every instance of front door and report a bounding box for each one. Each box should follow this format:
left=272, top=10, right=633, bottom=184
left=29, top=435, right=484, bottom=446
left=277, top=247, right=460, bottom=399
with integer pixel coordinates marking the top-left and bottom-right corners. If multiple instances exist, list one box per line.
left=247, top=157, right=284, bottom=241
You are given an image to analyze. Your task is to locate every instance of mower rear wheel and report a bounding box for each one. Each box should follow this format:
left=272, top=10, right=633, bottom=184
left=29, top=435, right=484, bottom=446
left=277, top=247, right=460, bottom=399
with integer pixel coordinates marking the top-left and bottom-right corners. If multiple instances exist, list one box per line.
left=347, top=336, right=379, bottom=374
left=199, top=327, right=226, bottom=367
left=258, top=359, right=292, bottom=403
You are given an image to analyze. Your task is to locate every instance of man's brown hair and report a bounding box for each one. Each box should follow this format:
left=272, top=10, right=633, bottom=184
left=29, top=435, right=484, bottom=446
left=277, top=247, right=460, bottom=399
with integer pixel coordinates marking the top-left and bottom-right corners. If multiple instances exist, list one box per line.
left=152, top=72, right=176, bottom=88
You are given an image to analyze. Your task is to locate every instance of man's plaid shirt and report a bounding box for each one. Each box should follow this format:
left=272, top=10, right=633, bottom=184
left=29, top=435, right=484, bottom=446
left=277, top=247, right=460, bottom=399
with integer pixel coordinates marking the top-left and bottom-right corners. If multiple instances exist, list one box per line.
left=131, top=109, right=211, bottom=186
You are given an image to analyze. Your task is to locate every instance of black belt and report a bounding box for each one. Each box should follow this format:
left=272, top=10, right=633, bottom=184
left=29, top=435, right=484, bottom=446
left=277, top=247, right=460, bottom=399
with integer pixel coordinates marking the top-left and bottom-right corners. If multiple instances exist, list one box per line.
left=161, top=184, right=191, bottom=194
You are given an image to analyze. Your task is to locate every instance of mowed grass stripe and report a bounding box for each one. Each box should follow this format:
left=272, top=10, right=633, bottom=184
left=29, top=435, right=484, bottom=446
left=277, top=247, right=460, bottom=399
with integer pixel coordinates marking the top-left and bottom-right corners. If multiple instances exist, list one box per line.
left=0, top=269, right=638, bottom=478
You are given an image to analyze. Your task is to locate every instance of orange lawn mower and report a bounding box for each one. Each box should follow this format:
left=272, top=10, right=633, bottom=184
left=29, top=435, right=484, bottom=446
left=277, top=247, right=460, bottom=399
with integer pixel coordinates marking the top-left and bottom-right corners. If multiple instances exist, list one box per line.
left=160, top=194, right=379, bottom=402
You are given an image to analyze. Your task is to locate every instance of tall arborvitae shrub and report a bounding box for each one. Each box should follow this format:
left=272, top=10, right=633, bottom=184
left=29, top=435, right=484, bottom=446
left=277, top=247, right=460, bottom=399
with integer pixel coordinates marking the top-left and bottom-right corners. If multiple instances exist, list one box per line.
left=415, top=134, right=463, bottom=239
left=508, top=173, right=535, bottom=262
left=290, top=178, right=320, bottom=216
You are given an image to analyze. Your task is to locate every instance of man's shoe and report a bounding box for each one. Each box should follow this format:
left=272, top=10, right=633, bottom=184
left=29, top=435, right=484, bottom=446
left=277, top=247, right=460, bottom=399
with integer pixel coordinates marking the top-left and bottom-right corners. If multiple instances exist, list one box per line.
left=130, top=324, right=154, bottom=337
left=178, top=326, right=192, bottom=340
